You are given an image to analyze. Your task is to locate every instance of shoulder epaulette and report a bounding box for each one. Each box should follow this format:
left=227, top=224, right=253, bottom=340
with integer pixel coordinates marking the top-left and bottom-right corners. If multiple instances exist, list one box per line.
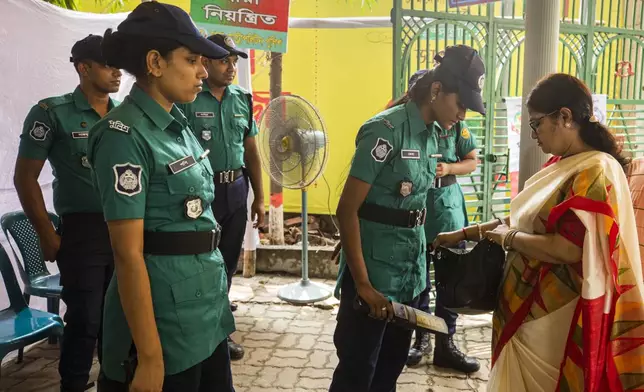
left=38, top=93, right=73, bottom=111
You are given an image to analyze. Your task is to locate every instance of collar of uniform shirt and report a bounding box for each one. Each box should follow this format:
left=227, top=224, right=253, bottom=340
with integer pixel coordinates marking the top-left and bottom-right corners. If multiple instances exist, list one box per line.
left=405, top=101, right=430, bottom=135
left=201, top=81, right=232, bottom=100
left=129, top=84, right=188, bottom=132
left=72, top=85, right=117, bottom=112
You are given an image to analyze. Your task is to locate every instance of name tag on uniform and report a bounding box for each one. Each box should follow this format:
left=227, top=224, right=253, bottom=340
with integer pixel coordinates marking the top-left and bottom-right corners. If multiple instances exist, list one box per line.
left=168, top=156, right=197, bottom=174
left=401, top=149, right=420, bottom=160
left=196, top=112, right=215, bottom=118
left=72, top=132, right=88, bottom=139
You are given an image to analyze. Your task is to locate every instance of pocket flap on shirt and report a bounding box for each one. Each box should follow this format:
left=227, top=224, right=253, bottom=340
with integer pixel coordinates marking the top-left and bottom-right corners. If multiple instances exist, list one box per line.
left=166, top=165, right=204, bottom=195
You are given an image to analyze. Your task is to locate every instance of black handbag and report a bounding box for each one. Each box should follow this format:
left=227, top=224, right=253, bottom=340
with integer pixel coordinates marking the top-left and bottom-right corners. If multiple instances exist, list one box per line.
left=433, top=238, right=506, bottom=315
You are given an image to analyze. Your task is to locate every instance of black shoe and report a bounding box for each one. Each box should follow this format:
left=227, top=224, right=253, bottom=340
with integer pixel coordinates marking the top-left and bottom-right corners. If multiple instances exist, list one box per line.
left=228, top=336, right=245, bottom=361
left=433, top=334, right=480, bottom=373
left=406, top=331, right=432, bottom=366
left=230, top=302, right=238, bottom=312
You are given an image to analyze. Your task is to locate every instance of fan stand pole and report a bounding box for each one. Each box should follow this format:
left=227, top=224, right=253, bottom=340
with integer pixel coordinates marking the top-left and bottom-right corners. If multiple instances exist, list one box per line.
left=277, top=188, right=333, bottom=304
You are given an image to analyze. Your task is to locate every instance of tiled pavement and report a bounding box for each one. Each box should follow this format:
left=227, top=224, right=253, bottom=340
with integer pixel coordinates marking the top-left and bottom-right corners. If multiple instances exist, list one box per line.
left=0, top=275, right=492, bottom=392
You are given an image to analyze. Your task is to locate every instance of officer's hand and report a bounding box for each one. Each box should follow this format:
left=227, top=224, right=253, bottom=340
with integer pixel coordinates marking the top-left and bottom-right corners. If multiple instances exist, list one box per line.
left=130, top=357, right=164, bottom=392
left=251, top=198, right=265, bottom=229
left=41, top=234, right=61, bottom=263
left=331, top=241, right=342, bottom=265
left=436, top=162, right=451, bottom=178
left=432, top=231, right=464, bottom=251
left=356, top=282, right=394, bottom=321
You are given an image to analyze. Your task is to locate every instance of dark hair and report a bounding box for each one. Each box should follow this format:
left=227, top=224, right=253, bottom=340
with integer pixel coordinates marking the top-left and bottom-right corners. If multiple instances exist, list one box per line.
left=526, top=73, right=630, bottom=169
left=387, top=65, right=460, bottom=109
left=101, top=28, right=182, bottom=79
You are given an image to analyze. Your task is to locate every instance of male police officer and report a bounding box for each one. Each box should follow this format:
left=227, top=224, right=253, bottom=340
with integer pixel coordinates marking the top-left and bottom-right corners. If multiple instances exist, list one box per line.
left=13, top=35, right=121, bottom=392
left=178, top=33, right=265, bottom=361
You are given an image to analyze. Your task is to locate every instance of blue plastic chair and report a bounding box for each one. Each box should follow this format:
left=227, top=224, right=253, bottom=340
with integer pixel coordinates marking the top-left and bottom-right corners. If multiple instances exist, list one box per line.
left=0, top=211, right=62, bottom=361
left=0, top=242, right=64, bottom=378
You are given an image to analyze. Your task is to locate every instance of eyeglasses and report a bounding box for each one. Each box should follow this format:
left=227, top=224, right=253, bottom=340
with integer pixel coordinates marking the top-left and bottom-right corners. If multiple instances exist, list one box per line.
left=529, top=110, right=560, bottom=133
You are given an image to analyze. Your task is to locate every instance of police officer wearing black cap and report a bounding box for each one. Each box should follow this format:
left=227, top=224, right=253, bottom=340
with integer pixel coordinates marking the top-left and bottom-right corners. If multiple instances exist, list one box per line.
left=88, top=2, right=236, bottom=391
left=328, top=44, right=485, bottom=391
left=14, top=34, right=121, bottom=392
left=177, top=33, right=265, bottom=361
left=405, top=46, right=482, bottom=373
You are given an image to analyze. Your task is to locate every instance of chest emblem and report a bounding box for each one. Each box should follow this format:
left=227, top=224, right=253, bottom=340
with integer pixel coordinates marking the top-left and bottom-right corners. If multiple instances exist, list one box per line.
left=196, top=112, right=215, bottom=118
left=201, top=130, right=212, bottom=141
left=371, top=137, right=393, bottom=162
left=401, top=149, right=420, bottom=160
left=108, top=120, right=130, bottom=134
left=184, top=196, right=204, bottom=219
left=29, top=121, right=51, bottom=141
left=113, top=163, right=142, bottom=196
left=399, top=180, right=413, bottom=198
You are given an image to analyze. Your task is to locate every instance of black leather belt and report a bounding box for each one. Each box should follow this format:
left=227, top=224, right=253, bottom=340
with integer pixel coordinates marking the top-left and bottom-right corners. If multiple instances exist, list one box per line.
left=143, top=229, right=221, bottom=255
left=434, top=174, right=457, bottom=188
left=214, top=168, right=244, bottom=184
left=358, top=203, right=426, bottom=228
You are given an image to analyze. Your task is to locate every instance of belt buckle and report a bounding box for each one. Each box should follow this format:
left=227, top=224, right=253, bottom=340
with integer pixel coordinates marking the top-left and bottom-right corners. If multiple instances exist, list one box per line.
left=210, top=229, right=217, bottom=251
left=219, top=170, right=230, bottom=184
left=408, top=209, right=425, bottom=228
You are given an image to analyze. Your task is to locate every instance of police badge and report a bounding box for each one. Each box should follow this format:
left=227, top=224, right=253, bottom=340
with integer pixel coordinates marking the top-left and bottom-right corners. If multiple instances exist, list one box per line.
left=113, top=163, right=142, bottom=196
left=371, top=137, right=393, bottom=162
left=201, top=130, right=212, bottom=141
left=184, top=196, right=203, bottom=219
left=399, top=181, right=413, bottom=197
left=29, top=121, right=50, bottom=141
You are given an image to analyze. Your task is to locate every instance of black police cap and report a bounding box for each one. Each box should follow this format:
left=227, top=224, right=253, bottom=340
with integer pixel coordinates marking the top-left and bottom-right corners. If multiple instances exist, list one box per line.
left=207, top=34, right=248, bottom=59
left=117, top=1, right=229, bottom=60
left=70, top=34, right=105, bottom=64
left=435, top=45, right=486, bottom=115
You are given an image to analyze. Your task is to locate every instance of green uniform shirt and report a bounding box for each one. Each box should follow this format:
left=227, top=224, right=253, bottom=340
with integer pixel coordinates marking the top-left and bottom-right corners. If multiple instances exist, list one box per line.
left=335, top=101, right=438, bottom=303
left=18, top=86, right=117, bottom=215
left=425, top=122, right=478, bottom=243
left=87, top=85, right=234, bottom=381
left=177, top=84, right=258, bottom=172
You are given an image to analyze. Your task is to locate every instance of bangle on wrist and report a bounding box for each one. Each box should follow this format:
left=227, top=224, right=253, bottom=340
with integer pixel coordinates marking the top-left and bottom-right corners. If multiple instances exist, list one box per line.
left=462, top=227, right=468, bottom=241
left=476, top=223, right=482, bottom=241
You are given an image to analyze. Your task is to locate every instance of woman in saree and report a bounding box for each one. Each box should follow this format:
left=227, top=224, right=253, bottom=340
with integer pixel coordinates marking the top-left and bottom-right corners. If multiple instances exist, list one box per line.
left=433, top=73, right=644, bottom=391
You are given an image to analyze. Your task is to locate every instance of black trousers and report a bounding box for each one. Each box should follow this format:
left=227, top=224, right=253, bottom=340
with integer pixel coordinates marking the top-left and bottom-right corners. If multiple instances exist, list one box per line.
left=329, top=273, right=419, bottom=392
left=212, top=176, right=249, bottom=292
left=57, top=213, right=114, bottom=392
left=97, top=338, right=235, bottom=392
left=416, top=244, right=465, bottom=336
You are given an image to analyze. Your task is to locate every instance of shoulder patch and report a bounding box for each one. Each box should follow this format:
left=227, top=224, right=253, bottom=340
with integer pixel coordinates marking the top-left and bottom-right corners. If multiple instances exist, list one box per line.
left=371, top=137, right=393, bottom=162
left=461, top=127, right=471, bottom=140
left=113, top=163, right=142, bottom=196
left=29, top=121, right=51, bottom=141
left=108, top=120, right=130, bottom=134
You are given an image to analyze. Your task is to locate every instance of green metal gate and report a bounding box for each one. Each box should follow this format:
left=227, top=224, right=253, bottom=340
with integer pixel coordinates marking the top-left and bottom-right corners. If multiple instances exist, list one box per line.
left=393, top=0, right=644, bottom=223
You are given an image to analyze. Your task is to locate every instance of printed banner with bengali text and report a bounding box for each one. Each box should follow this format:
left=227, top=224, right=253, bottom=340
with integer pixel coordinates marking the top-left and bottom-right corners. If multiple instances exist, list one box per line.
left=190, top=0, right=290, bottom=53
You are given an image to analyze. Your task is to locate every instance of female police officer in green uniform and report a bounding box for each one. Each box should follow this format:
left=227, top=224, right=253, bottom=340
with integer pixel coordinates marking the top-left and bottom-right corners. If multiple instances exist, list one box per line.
left=406, top=51, right=483, bottom=374
left=329, top=44, right=486, bottom=391
left=87, top=3, right=235, bottom=391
